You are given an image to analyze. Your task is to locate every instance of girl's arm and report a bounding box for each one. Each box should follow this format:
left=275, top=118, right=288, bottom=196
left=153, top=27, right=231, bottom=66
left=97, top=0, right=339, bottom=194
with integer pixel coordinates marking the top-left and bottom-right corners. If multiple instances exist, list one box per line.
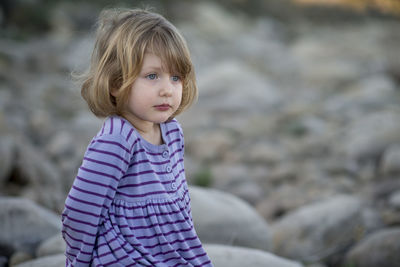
left=61, top=134, right=131, bottom=266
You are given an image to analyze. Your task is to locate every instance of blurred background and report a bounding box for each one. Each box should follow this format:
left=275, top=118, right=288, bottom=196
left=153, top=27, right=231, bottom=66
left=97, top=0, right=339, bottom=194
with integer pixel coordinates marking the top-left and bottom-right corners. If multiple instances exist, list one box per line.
left=0, top=0, right=400, bottom=266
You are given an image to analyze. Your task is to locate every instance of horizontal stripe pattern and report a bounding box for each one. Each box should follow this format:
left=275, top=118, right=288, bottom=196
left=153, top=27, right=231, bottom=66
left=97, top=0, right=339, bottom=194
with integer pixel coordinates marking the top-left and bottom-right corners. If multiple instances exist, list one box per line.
left=62, top=116, right=212, bottom=266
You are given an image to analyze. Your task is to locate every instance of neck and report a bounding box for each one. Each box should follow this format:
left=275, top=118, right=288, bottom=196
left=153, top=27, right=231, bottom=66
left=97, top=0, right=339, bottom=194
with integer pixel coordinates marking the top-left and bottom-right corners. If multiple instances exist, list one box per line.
left=122, top=113, right=163, bottom=145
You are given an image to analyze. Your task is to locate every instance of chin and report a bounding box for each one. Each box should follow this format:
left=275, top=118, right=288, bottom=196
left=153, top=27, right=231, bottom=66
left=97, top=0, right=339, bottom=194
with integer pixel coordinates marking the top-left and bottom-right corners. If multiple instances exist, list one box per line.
left=151, top=111, right=175, bottom=123
left=153, top=116, right=171, bottom=124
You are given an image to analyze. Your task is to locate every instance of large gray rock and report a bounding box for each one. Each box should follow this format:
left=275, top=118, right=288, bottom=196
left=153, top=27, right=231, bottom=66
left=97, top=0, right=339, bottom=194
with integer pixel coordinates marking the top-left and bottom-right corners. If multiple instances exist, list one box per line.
left=344, top=227, right=400, bottom=267
left=271, top=195, right=366, bottom=262
left=0, top=197, right=61, bottom=254
left=14, top=254, right=65, bottom=267
left=189, top=186, right=271, bottom=251
left=36, top=234, right=66, bottom=258
left=204, top=244, right=303, bottom=267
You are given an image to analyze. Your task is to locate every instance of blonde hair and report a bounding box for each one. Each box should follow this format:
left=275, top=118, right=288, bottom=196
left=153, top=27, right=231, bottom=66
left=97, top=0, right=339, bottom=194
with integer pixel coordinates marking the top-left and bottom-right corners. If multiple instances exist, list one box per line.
left=81, top=8, right=197, bottom=119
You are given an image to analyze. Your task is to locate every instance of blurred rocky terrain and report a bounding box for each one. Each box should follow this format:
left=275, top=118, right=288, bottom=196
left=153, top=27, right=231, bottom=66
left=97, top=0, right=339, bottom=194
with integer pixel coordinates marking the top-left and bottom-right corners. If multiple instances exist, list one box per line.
left=0, top=0, right=400, bottom=266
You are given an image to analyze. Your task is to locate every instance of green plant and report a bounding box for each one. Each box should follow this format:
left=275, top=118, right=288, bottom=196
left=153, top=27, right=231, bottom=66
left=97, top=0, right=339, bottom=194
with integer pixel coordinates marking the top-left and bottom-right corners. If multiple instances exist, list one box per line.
left=193, top=168, right=213, bottom=188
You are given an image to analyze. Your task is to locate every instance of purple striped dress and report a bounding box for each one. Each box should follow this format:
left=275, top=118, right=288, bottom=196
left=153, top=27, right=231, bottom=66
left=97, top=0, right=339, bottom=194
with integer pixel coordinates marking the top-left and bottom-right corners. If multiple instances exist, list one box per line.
left=61, top=116, right=213, bottom=267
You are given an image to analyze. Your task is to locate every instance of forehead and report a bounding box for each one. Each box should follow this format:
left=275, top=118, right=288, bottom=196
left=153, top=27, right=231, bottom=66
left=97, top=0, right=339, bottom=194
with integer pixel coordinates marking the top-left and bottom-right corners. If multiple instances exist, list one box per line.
left=141, top=53, right=162, bottom=69
left=138, top=31, right=189, bottom=76
left=140, top=51, right=179, bottom=74
left=145, top=33, right=185, bottom=70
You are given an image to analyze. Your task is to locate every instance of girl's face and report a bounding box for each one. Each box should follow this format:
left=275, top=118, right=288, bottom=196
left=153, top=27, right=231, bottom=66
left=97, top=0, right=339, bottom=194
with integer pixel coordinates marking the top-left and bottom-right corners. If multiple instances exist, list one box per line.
left=124, top=53, right=183, bottom=127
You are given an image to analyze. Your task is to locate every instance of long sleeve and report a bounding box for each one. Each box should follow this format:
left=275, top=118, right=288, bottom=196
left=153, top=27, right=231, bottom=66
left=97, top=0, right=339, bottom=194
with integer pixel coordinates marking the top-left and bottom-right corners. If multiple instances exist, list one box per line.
left=61, top=134, right=132, bottom=266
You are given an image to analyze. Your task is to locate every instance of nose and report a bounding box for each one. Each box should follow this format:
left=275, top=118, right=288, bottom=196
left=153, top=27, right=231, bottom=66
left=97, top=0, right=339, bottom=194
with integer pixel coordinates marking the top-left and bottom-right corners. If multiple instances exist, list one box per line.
left=159, top=77, right=173, bottom=97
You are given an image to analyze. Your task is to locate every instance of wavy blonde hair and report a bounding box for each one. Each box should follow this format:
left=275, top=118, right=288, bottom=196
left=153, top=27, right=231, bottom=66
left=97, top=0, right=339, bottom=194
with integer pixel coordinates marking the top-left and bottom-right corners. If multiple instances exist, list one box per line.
left=81, top=8, right=197, bottom=119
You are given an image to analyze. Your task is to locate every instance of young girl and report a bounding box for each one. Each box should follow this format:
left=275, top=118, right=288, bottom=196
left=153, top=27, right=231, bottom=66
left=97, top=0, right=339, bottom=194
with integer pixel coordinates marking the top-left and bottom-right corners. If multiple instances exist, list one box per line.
left=61, top=8, right=213, bottom=267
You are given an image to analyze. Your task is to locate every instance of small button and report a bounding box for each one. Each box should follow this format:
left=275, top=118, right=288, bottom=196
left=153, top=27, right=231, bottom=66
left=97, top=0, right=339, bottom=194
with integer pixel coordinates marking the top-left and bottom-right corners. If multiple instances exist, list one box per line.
left=162, top=150, right=169, bottom=158
left=171, top=182, right=177, bottom=189
left=166, top=165, right=172, bottom=173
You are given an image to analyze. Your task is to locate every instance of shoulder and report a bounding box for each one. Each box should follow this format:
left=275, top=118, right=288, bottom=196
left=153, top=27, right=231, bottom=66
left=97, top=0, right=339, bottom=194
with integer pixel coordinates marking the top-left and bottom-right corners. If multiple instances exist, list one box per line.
left=93, top=116, right=140, bottom=152
left=163, top=119, right=184, bottom=142
left=163, top=119, right=185, bottom=151
left=164, top=118, right=184, bottom=138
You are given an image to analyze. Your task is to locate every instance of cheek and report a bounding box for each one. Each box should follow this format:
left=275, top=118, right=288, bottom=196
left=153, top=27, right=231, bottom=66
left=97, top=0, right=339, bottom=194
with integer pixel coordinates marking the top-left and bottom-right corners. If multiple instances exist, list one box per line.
left=176, top=85, right=183, bottom=102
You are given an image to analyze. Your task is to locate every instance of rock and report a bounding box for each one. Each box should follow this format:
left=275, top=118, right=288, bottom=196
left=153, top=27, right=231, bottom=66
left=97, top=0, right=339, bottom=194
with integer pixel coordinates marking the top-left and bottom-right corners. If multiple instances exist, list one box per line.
left=190, top=2, right=248, bottom=40
left=335, top=110, right=400, bottom=162
left=28, top=108, right=54, bottom=142
left=45, top=131, right=76, bottom=159
left=324, top=74, right=399, bottom=118
left=186, top=130, right=235, bottom=162
left=9, top=251, right=33, bottom=266
left=14, top=254, right=65, bottom=267
left=306, top=264, right=327, bottom=267
left=0, top=197, right=61, bottom=254
left=204, top=244, right=304, bottom=267
left=227, top=179, right=265, bottom=205
left=291, top=35, right=364, bottom=88
left=0, top=256, right=7, bottom=267
left=70, top=112, right=103, bottom=149
left=60, top=35, right=93, bottom=72
left=50, top=2, right=98, bottom=40
left=271, top=195, right=367, bottom=263
left=242, top=140, right=288, bottom=165
left=36, top=234, right=65, bottom=258
left=210, top=163, right=265, bottom=205
left=360, top=207, right=384, bottom=236
left=0, top=134, right=15, bottom=184
left=232, top=17, right=295, bottom=79
left=344, top=227, right=400, bottom=267
left=189, top=186, right=271, bottom=251
left=256, top=183, right=321, bottom=221
left=381, top=210, right=400, bottom=226
left=6, top=136, right=65, bottom=212
left=381, top=144, right=400, bottom=176
left=196, top=60, right=282, bottom=114
left=256, top=169, right=343, bottom=221
left=368, top=178, right=400, bottom=200
left=388, top=191, right=400, bottom=209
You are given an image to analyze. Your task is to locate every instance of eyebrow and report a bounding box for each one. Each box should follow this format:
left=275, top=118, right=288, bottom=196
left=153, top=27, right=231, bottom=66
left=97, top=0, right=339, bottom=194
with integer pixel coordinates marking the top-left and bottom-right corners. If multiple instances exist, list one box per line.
left=142, top=66, right=177, bottom=74
left=142, top=66, right=163, bottom=71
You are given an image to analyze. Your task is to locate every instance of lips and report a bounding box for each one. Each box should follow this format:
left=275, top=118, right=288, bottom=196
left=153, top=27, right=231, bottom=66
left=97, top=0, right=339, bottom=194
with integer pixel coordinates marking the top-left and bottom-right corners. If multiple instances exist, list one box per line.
left=154, top=104, right=171, bottom=111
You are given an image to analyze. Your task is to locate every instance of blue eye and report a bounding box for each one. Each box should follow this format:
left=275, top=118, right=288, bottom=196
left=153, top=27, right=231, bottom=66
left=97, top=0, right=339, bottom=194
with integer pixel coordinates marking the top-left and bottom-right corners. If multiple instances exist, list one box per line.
left=171, top=75, right=181, bottom=82
left=147, top=73, right=157, bottom=80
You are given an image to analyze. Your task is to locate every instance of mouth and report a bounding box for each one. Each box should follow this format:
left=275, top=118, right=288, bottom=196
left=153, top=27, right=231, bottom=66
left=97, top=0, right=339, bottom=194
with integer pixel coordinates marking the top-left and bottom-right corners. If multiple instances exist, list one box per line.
left=154, top=104, right=171, bottom=111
